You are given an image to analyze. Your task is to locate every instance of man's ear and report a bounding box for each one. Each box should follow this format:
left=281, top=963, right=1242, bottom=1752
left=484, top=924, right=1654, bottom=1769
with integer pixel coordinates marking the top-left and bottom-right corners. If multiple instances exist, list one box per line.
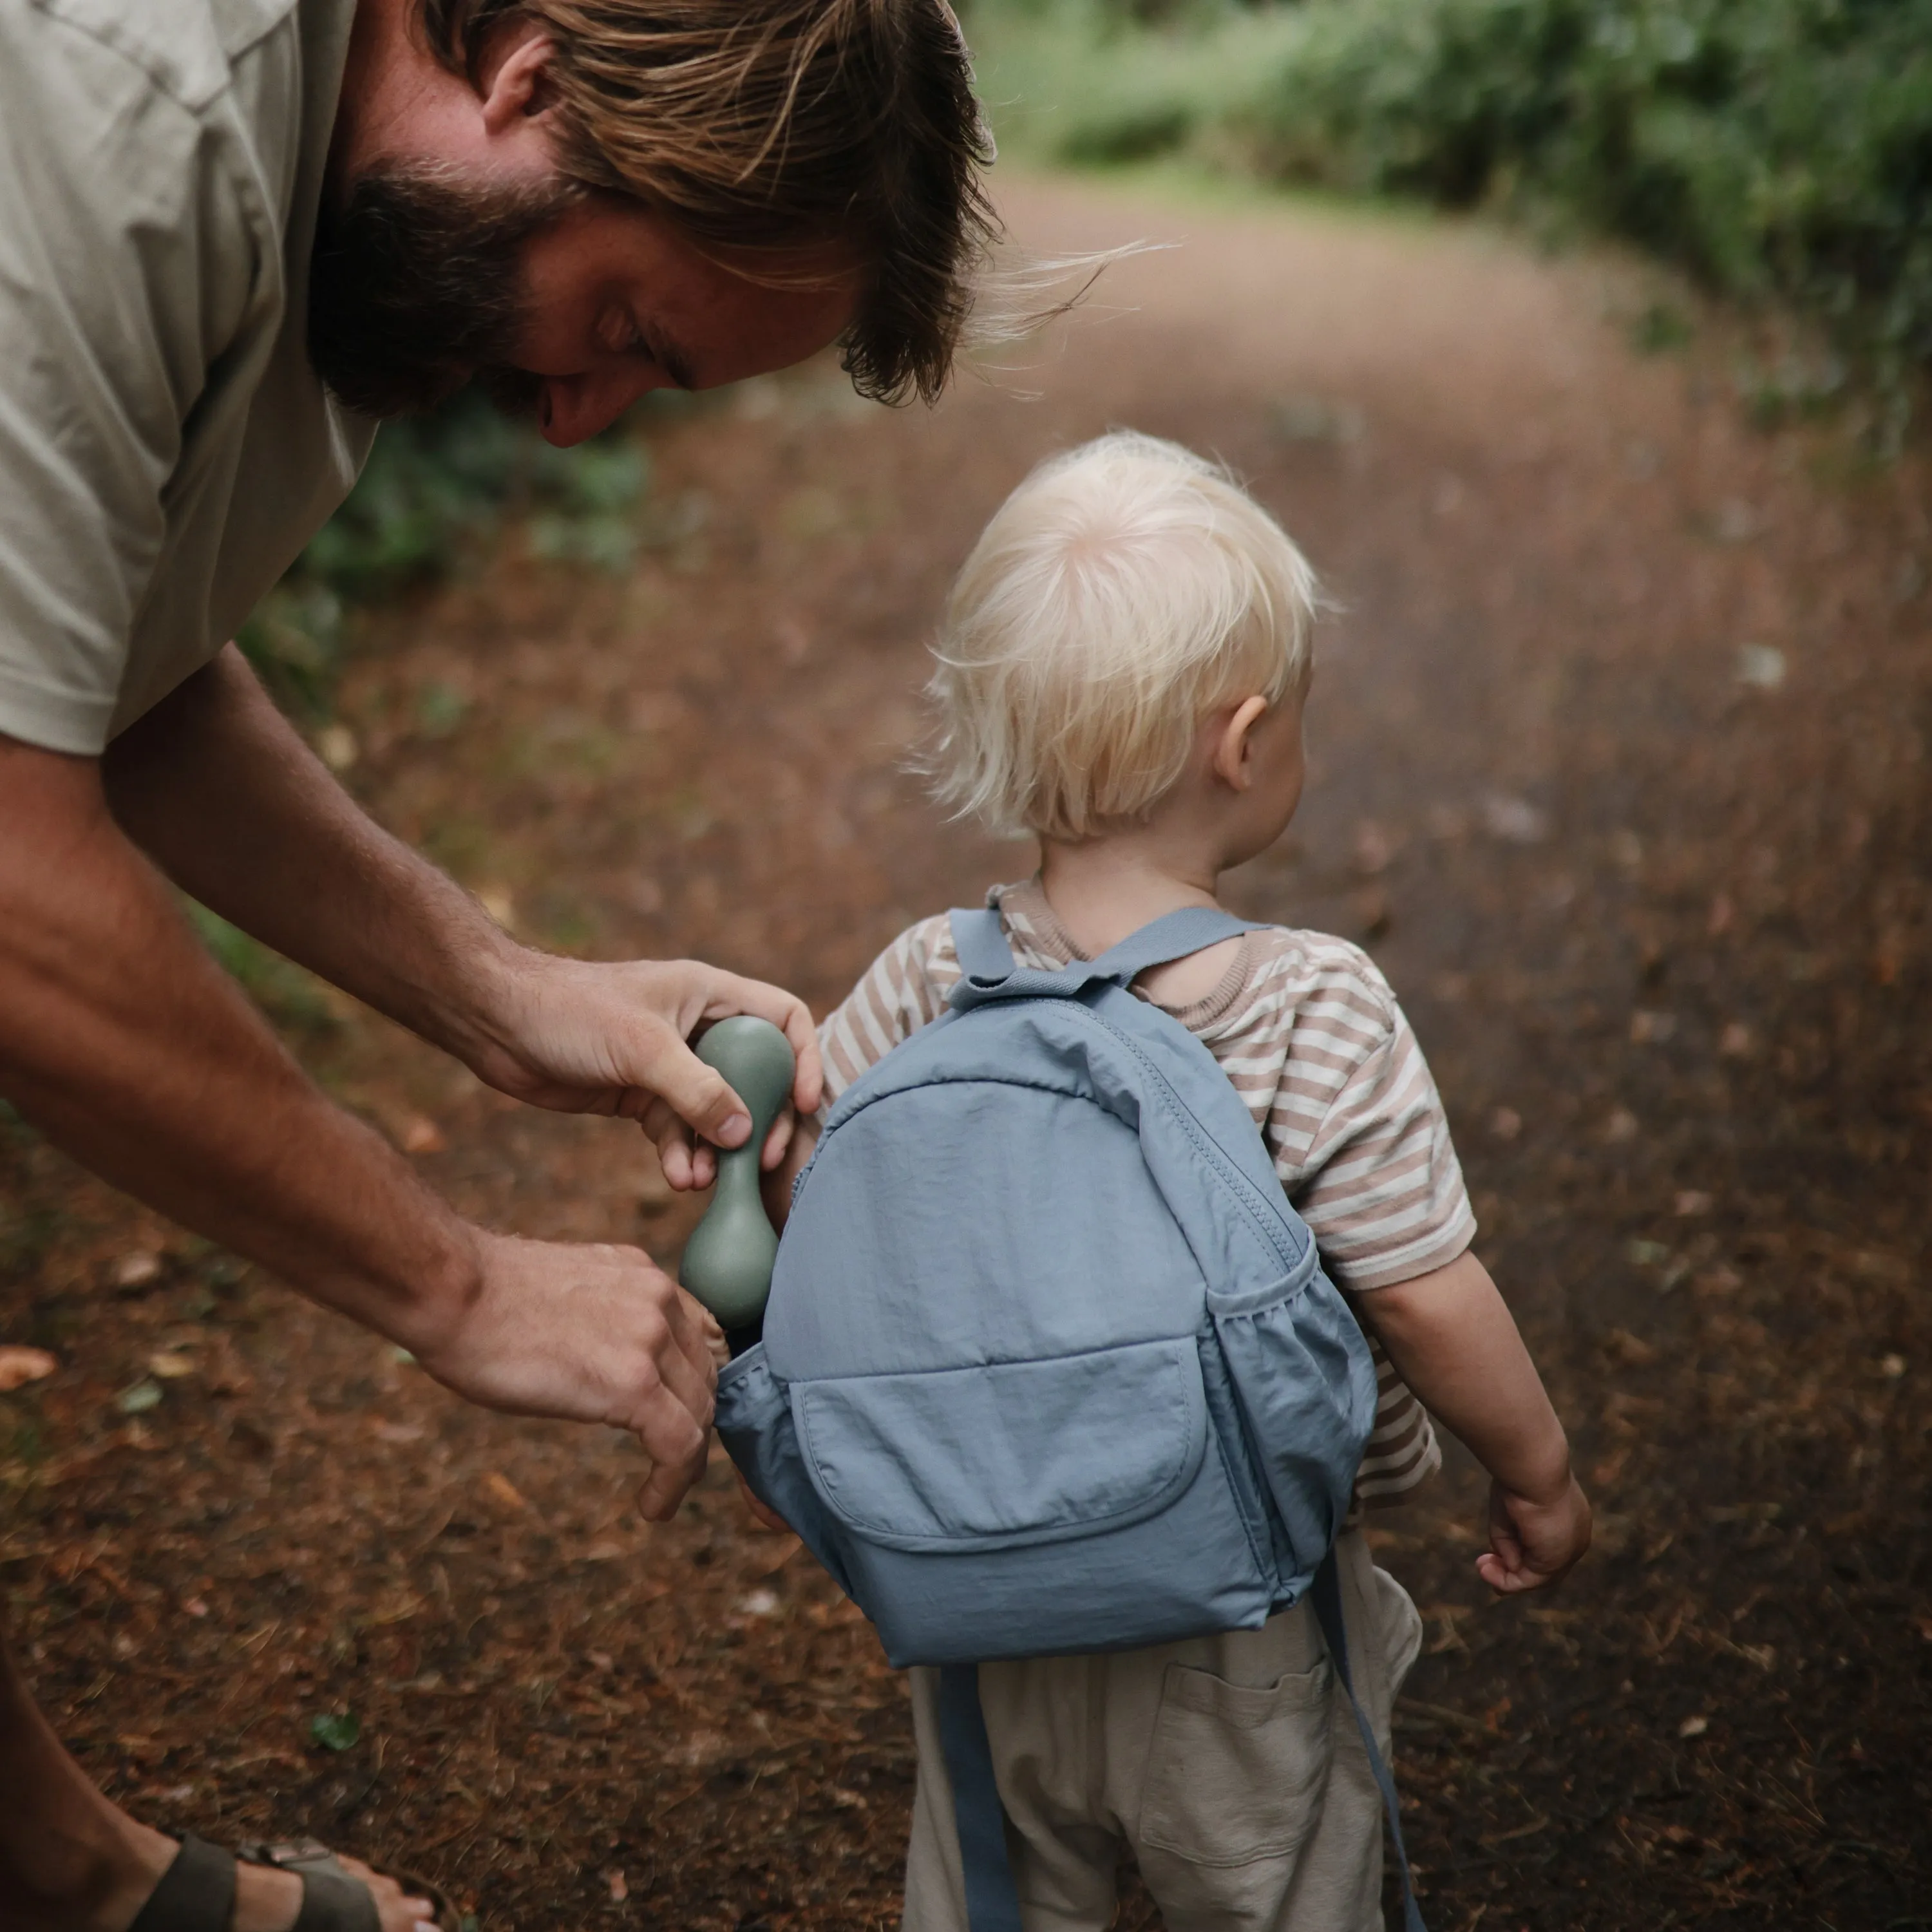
left=1210, top=696, right=1271, bottom=791
left=478, top=26, right=556, bottom=135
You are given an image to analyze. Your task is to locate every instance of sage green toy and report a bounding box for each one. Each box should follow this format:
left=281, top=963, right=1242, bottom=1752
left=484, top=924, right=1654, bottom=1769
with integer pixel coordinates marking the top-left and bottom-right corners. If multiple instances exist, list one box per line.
left=677, top=1016, right=797, bottom=1331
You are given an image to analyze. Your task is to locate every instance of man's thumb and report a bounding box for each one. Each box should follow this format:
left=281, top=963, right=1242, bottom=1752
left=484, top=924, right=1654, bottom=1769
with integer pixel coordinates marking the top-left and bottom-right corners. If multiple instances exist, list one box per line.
left=647, top=1035, right=752, bottom=1148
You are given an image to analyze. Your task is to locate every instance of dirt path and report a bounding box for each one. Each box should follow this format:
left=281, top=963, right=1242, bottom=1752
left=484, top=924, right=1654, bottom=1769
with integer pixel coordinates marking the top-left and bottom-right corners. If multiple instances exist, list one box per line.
left=5, top=176, right=1929, bottom=1930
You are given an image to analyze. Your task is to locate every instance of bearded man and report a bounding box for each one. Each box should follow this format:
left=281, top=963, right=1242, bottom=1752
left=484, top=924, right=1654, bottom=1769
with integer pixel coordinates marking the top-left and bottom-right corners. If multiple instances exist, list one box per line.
left=0, top=0, right=994, bottom=1925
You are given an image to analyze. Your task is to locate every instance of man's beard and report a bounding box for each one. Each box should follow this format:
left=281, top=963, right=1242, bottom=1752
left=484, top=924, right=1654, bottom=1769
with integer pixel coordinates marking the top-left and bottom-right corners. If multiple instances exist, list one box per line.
left=308, top=166, right=582, bottom=419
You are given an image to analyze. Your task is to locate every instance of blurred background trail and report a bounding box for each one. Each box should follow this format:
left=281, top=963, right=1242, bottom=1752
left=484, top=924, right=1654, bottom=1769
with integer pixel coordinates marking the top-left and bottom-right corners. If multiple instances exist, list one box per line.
left=4, top=166, right=1929, bottom=1929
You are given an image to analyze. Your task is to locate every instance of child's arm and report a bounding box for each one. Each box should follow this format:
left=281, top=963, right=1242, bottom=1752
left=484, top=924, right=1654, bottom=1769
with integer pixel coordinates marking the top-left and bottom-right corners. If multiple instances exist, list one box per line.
left=1354, top=1249, right=1591, bottom=1595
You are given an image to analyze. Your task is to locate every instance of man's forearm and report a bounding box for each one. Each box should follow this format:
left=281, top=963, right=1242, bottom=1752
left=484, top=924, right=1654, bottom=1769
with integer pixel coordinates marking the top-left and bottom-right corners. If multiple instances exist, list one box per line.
left=100, top=645, right=514, bottom=1063
left=0, top=737, right=478, bottom=1348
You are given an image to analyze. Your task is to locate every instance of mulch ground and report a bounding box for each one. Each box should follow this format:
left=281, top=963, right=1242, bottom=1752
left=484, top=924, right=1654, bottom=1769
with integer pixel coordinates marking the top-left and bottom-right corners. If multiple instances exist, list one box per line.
left=3, top=175, right=1929, bottom=1931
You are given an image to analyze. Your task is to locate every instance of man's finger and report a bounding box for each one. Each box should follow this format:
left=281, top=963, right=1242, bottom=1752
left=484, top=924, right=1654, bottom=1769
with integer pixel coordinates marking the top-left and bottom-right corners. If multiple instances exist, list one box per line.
left=638, top=1291, right=718, bottom=1443
left=640, top=1032, right=754, bottom=1148
left=701, top=972, right=824, bottom=1116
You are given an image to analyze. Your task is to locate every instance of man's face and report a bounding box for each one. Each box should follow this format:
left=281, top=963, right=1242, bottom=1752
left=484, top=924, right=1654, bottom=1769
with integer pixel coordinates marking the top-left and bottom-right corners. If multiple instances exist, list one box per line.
left=310, top=167, right=860, bottom=444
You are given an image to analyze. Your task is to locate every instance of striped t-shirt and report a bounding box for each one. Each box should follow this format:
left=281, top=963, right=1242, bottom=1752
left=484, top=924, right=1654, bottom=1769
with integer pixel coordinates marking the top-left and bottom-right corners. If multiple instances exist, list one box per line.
left=818, top=879, right=1475, bottom=1508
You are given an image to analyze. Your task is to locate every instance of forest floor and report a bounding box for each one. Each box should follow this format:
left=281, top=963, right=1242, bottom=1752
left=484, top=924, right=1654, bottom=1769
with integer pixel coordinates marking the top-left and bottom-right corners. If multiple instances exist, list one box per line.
left=3, top=174, right=1930, bottom=1931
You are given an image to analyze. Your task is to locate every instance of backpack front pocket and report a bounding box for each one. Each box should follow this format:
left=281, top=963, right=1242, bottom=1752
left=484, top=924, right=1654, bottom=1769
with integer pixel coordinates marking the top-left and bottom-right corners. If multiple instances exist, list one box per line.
left=792, top=1338, right=1209, bottom=1551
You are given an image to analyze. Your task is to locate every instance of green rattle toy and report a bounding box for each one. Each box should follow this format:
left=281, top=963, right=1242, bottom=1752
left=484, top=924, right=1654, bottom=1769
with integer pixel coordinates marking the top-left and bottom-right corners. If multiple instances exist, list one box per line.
left=677, top=1016, right=796, bottom=1349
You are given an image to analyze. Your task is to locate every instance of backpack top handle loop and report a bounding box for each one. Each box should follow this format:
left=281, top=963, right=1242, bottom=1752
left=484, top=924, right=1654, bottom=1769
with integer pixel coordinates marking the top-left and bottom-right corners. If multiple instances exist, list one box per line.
left=947, top=905, right=1264, bottom=1013
left=1086, top=906, right=1265, bottom=985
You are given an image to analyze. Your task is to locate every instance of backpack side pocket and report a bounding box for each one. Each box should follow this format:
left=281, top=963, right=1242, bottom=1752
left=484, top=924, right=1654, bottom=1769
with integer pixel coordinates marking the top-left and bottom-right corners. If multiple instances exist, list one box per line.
left=1204, top=1265, right=1377, bottom=1589
left=715, top=1344, right=853, bottom=1598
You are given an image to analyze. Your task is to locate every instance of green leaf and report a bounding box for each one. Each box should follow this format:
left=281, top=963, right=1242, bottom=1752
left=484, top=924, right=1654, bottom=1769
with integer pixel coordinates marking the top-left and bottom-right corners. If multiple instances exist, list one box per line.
left=309, top=1710, right=362, bottom=1752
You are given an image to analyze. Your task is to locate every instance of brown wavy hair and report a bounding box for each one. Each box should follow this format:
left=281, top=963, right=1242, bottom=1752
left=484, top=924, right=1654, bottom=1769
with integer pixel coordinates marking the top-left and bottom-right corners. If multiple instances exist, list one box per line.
left=416, top=0, right=999, bottom=403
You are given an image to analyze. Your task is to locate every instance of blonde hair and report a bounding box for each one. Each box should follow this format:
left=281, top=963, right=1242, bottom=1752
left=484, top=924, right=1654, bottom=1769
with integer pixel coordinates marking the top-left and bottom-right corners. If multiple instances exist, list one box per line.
left=927, top=432, right=1318, bottom=840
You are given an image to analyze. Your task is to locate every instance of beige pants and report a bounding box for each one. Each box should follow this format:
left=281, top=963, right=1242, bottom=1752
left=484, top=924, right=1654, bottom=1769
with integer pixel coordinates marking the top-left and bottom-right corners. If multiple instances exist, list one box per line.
left=903, top=1531, right=1423, bottom=1932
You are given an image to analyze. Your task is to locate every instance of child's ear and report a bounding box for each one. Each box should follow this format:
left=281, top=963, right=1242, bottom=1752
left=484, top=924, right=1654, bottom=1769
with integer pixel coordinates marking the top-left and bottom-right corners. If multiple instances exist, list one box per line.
left=1211, top=696, right=1271, bottom=791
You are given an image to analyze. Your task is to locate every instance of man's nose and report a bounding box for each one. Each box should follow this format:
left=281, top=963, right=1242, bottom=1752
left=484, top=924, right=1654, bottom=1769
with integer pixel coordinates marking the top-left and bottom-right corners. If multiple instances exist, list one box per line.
left=537, top=366, right=663, bottom=448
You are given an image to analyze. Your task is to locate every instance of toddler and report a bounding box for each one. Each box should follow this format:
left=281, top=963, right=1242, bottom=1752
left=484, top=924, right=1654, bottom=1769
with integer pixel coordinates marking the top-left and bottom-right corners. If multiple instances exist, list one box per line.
left=785, top=432, right=1590, bottom=1931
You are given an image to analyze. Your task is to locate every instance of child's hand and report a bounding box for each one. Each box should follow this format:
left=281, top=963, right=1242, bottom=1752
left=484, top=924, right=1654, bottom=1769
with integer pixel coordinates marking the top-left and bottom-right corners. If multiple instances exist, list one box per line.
left=759, top=1114, right=819, bottom=1231
left=1475, top=1473, right=1592, bottom=1595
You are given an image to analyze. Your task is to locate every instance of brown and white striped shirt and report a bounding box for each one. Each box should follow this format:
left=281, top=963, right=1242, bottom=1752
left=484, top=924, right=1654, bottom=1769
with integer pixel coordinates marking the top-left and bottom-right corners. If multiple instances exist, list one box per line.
left=818, top=879, right=1474, bottom=1508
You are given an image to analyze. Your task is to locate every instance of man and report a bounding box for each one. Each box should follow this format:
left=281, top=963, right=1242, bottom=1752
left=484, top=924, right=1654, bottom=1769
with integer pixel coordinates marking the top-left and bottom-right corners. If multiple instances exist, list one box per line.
left=0, top=0, right=995, bottom=1925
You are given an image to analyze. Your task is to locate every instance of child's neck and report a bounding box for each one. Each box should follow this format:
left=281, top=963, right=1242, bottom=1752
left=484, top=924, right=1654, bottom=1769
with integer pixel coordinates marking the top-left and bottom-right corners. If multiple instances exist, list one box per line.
left=1037, top=829, right=1224, bottom=961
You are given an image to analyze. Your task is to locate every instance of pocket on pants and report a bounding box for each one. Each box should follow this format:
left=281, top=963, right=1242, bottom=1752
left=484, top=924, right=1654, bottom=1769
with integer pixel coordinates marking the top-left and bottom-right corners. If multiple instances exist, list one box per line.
left=1137, top=1657, right=1334, bottom=1867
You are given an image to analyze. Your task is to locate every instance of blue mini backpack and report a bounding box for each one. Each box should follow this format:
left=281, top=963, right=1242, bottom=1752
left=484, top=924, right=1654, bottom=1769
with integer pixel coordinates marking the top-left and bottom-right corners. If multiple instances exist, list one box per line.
left=715, top=906, right=1426, bottom=1932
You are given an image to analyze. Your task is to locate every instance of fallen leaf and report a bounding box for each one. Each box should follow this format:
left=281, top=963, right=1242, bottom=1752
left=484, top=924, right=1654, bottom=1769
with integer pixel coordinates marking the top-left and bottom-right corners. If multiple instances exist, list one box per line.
left=1736, top=642, right=1786, bottom=689
left=1481, top=793, right=1549, bottom=845
left=736, top=1588, right=781, bottom=1618
left=147, top=1351, right=196, bottom=1380
left=1488, top=1107, right=1522, bottom=1142
left=1604, top=1328, right=1660, bottom=1368
left=112, top=1251, right=163, bottom=1291
left=607, top=1871, right=629, bottom=1902
left=1352, top=819, right=1397, bottom=876
left=1674, top=1189, right=1714, bottom=1217
left=1678, top=1714, right=1709, bottom=1739
left=482, top=1471, right=529, bottom=1512
left=0, top=1346, right=57, bottom=1392
left=116, top=1379, right=163, bottom=1416
left=401, top=1114, right=446, bottom=1155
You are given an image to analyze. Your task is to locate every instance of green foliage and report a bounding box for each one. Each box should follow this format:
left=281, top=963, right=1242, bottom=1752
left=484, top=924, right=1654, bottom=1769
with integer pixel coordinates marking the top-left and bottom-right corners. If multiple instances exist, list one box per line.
left=308, top=1710, right=362, bottom=1752
left=969, top=0, right=1932, bottom=431
left=182, top=902, right=339, bottom=1036
left=241, top=394, right=652, bottom=720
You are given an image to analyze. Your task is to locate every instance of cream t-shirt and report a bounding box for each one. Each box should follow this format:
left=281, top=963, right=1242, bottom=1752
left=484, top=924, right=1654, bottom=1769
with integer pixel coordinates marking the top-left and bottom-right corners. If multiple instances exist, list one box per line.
left=0, top=0, right=374, bottom=754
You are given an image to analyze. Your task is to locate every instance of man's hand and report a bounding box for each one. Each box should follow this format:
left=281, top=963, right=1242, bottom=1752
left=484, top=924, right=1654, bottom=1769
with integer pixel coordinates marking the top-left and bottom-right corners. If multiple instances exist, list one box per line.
left=413, top=1233, right=721, bottom=1519
left=103, top=650, right=824, bottom=1185
left=1476, top=1472, right=1592, bottom=1596
left=460, top=952, right=822, bottom=1188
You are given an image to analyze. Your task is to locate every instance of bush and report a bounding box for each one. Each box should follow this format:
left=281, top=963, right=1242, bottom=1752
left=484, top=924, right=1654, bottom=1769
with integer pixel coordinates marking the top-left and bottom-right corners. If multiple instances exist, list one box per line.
left=1254, top=0, right=1932, bottom=395
left=241, top=393, right=652, bottom=719
left=967, top=0, right=1932, bottom=430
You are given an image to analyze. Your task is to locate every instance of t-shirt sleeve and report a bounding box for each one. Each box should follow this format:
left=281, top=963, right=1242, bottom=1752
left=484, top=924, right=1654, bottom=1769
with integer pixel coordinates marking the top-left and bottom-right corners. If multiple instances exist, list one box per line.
left=818, top=916, right=958, bottom=1107
left=1281, top=960, right=1476, bottom=1292
left=0, top=19, right=253, bottom=753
